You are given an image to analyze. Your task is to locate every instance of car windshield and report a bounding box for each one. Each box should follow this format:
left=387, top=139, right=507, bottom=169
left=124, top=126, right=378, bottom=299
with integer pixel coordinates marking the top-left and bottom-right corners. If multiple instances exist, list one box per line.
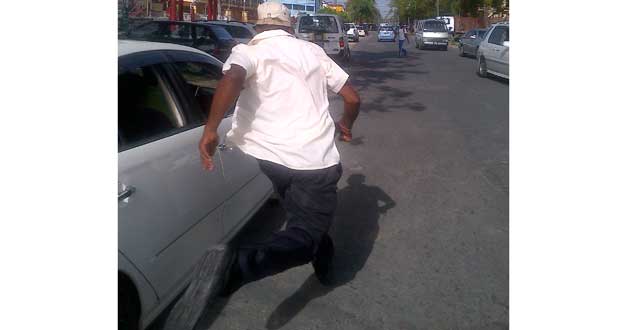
left=424, top=21, right=447, bottom=32
left=477, top=29, right=487, bottom=37
left=298, top=16, right=339, bottom=33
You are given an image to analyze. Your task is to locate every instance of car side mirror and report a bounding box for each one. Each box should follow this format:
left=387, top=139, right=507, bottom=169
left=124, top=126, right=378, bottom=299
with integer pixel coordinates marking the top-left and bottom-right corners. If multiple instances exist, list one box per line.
left=502, top=41, right=509, bottom=47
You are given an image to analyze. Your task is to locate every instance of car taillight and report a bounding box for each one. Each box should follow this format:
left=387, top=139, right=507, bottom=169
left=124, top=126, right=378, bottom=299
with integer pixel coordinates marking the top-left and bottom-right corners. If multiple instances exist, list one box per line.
left=339, top=37, right=344, bottom=48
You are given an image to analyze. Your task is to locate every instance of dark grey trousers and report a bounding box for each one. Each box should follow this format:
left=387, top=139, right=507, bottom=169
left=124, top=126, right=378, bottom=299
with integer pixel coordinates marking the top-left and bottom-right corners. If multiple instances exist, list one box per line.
left=237, top=159, right=342, bottom=283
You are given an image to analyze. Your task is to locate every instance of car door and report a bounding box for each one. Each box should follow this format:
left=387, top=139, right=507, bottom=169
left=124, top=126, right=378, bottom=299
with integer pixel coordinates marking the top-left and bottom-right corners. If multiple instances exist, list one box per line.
left=496, top=27, right=509, bottom=77
left=462, top=31, right=473, bottom=53
left=164, top=51, right=266, bottom=237
left=485, top=25, right=508, bottom=74
left=472, top=30, right=486, bottom=53
left=118, top=51, right=227, bottom=300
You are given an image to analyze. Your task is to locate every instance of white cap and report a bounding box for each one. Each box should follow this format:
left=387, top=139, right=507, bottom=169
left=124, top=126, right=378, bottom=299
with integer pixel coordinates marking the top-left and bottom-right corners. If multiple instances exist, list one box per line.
left=255, top=2, right=291, bottom=27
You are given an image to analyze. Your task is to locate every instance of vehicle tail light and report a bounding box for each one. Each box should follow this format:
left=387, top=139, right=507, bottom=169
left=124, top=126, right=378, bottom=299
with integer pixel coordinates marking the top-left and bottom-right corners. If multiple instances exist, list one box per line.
left=339, top=37, right=344, bottom=48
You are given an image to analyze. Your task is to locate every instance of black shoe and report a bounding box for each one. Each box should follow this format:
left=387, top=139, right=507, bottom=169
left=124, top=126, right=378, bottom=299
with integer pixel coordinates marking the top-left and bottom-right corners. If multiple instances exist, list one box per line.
left=312, top=235, right=334, bottom=285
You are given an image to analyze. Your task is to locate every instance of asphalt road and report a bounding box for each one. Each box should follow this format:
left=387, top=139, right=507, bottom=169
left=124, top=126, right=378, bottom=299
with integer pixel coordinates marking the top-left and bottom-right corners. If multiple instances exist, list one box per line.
left=192, top=32, right=509, bottom=330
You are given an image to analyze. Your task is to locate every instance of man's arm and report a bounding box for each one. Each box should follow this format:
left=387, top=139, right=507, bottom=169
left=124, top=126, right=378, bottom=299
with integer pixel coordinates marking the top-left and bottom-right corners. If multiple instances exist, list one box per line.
left=198, top=64, right=246, bottom=170
left=337, top=82, right=361, bottom=142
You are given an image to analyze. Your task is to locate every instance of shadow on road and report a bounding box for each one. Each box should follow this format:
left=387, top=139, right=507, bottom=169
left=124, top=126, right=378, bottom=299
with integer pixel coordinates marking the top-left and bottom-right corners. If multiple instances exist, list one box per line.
left=265, top=174, right=396, bottom=329
left=346, top=50, right=429, bottom=113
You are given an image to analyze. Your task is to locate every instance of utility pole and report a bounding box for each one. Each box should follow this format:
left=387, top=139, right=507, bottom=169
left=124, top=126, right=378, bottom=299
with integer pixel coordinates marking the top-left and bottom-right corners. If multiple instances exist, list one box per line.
left=436, top=0, right=439, bottom=17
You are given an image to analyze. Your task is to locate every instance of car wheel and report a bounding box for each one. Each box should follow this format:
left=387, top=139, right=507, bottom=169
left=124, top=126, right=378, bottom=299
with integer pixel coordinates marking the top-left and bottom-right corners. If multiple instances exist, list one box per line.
left=478, top=56, right=488, bottom=77
left=442, top=45, right=448, bottom=51
left=118, top=277, right=140, bottom=330
left=459, top=45, right=465, bottom=56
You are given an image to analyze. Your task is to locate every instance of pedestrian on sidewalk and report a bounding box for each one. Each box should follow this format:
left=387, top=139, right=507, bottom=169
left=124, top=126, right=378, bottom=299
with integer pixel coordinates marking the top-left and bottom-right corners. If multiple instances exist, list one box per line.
left=198, top=1, right=361, bottom=296
left=398, top=24, right=410, bottom=57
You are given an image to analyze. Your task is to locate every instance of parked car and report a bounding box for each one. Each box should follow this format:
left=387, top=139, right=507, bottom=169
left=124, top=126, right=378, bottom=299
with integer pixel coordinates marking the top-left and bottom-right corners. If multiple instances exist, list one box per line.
left=123, top=20, right=237, bottom=61
left=377, top=26, right=395, bottom=42
left=200, top=20, right=257, bottom=44
left=356, top=25, right=367, bottom=37
left=118, top=40, right=273, bottom=330
left=414, top=19, right=449, bottom=51
left=345, top=23, right=359, bottom=42
left=295, top=14, right=351, bottom=62
left=458, top=28, right=487, bottom=57
left=477, top=22, right=509, bottom=79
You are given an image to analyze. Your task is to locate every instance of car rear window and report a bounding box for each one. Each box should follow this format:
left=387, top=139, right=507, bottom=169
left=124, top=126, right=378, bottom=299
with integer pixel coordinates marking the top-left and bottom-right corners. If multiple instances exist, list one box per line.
left=424, top=21, right=447, bottom=32
left=380, top=27, right=392, bottom=32
left=298, top=16, right=339, bottom=33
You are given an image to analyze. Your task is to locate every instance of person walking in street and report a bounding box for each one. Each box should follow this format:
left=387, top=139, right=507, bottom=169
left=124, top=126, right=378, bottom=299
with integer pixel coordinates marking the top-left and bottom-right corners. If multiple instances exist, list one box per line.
left=199, top=2, right=361, bottom=297
left=398, top=24, right=410, bottom=57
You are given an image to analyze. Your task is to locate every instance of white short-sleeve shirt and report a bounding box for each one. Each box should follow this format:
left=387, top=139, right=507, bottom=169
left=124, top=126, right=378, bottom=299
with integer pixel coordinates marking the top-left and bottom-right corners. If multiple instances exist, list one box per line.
left=222, top=29, right=349, bottom=170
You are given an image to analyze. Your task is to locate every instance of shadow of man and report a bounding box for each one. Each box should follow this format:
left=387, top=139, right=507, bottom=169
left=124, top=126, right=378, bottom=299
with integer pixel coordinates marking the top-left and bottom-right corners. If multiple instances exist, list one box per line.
left=265, top=174, right=395, bottom=329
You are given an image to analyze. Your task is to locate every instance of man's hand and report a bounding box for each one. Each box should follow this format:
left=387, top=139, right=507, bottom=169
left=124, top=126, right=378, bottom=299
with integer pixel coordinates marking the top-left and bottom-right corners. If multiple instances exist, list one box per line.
left=199, top=130, right=219, bottom=171
left=337, top=82, right=361, bottom=142
left=337, top=120, right=353, bottom=142
left=197, top=64, right=246, bottom=171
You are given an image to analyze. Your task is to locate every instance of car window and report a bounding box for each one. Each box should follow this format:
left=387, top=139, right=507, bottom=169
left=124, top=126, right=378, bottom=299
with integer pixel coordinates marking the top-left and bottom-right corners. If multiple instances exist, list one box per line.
left=118, top=66, right=186, bottom=148
left=206, top=24, right=235, bottom=40
left=129, top=22, right=160, bottom=38
left=223, top=25, right=253, bottom=39
left=298, top=16, right=339, bottom=33
left=488, top=26, right=508, bottom=45
left=172, top=61, right=223, bottom=119
left=159, top=23, right=193, bottom=41
left=423, top=21, right=447, bottom=32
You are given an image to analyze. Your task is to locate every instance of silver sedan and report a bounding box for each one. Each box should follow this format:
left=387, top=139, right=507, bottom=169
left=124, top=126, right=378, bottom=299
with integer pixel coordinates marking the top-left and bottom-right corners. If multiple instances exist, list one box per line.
left=118, top=40, right=273, bottom=330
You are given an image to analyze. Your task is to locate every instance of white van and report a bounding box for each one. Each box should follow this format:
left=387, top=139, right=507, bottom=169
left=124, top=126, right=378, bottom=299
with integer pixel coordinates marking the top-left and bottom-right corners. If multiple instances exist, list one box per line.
left=415, top=19, right=449, bottom=51
left=295, top=14, right=351, bottom=62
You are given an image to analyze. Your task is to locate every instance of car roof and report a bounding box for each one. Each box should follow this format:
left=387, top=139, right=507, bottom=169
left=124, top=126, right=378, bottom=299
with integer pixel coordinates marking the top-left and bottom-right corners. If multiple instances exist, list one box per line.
left=205, top=20, right=250, bottom=26
left=305, top=14, right=338, bottom=18
left=118, top=39, right=208, bottom=57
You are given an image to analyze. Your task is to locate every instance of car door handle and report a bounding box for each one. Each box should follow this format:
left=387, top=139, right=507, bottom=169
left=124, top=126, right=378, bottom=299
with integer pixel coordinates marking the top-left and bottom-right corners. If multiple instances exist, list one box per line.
left=217, top=143, right=232, bottom=151
left=118, top=186, right=135, bottom=201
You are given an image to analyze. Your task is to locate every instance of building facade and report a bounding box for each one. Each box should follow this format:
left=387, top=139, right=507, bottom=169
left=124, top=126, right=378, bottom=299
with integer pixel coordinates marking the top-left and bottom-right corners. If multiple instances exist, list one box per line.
left=274, top=0, right=317, bottom=17
left=120, top=0, right=261, bottom=22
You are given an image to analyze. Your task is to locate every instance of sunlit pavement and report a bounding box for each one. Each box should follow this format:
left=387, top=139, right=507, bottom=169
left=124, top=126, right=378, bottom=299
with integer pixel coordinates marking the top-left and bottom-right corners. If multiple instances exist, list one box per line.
left=153, top=31, right=509, bottom=330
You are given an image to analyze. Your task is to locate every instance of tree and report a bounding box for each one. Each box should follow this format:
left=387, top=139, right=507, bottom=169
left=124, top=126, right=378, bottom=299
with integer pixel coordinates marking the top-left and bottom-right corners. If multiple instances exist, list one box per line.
left=346, top=0, right=381, bottom=23
left=389, top=0, right=507, bottom=22
left=318, top=6, right=351, bottom=22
